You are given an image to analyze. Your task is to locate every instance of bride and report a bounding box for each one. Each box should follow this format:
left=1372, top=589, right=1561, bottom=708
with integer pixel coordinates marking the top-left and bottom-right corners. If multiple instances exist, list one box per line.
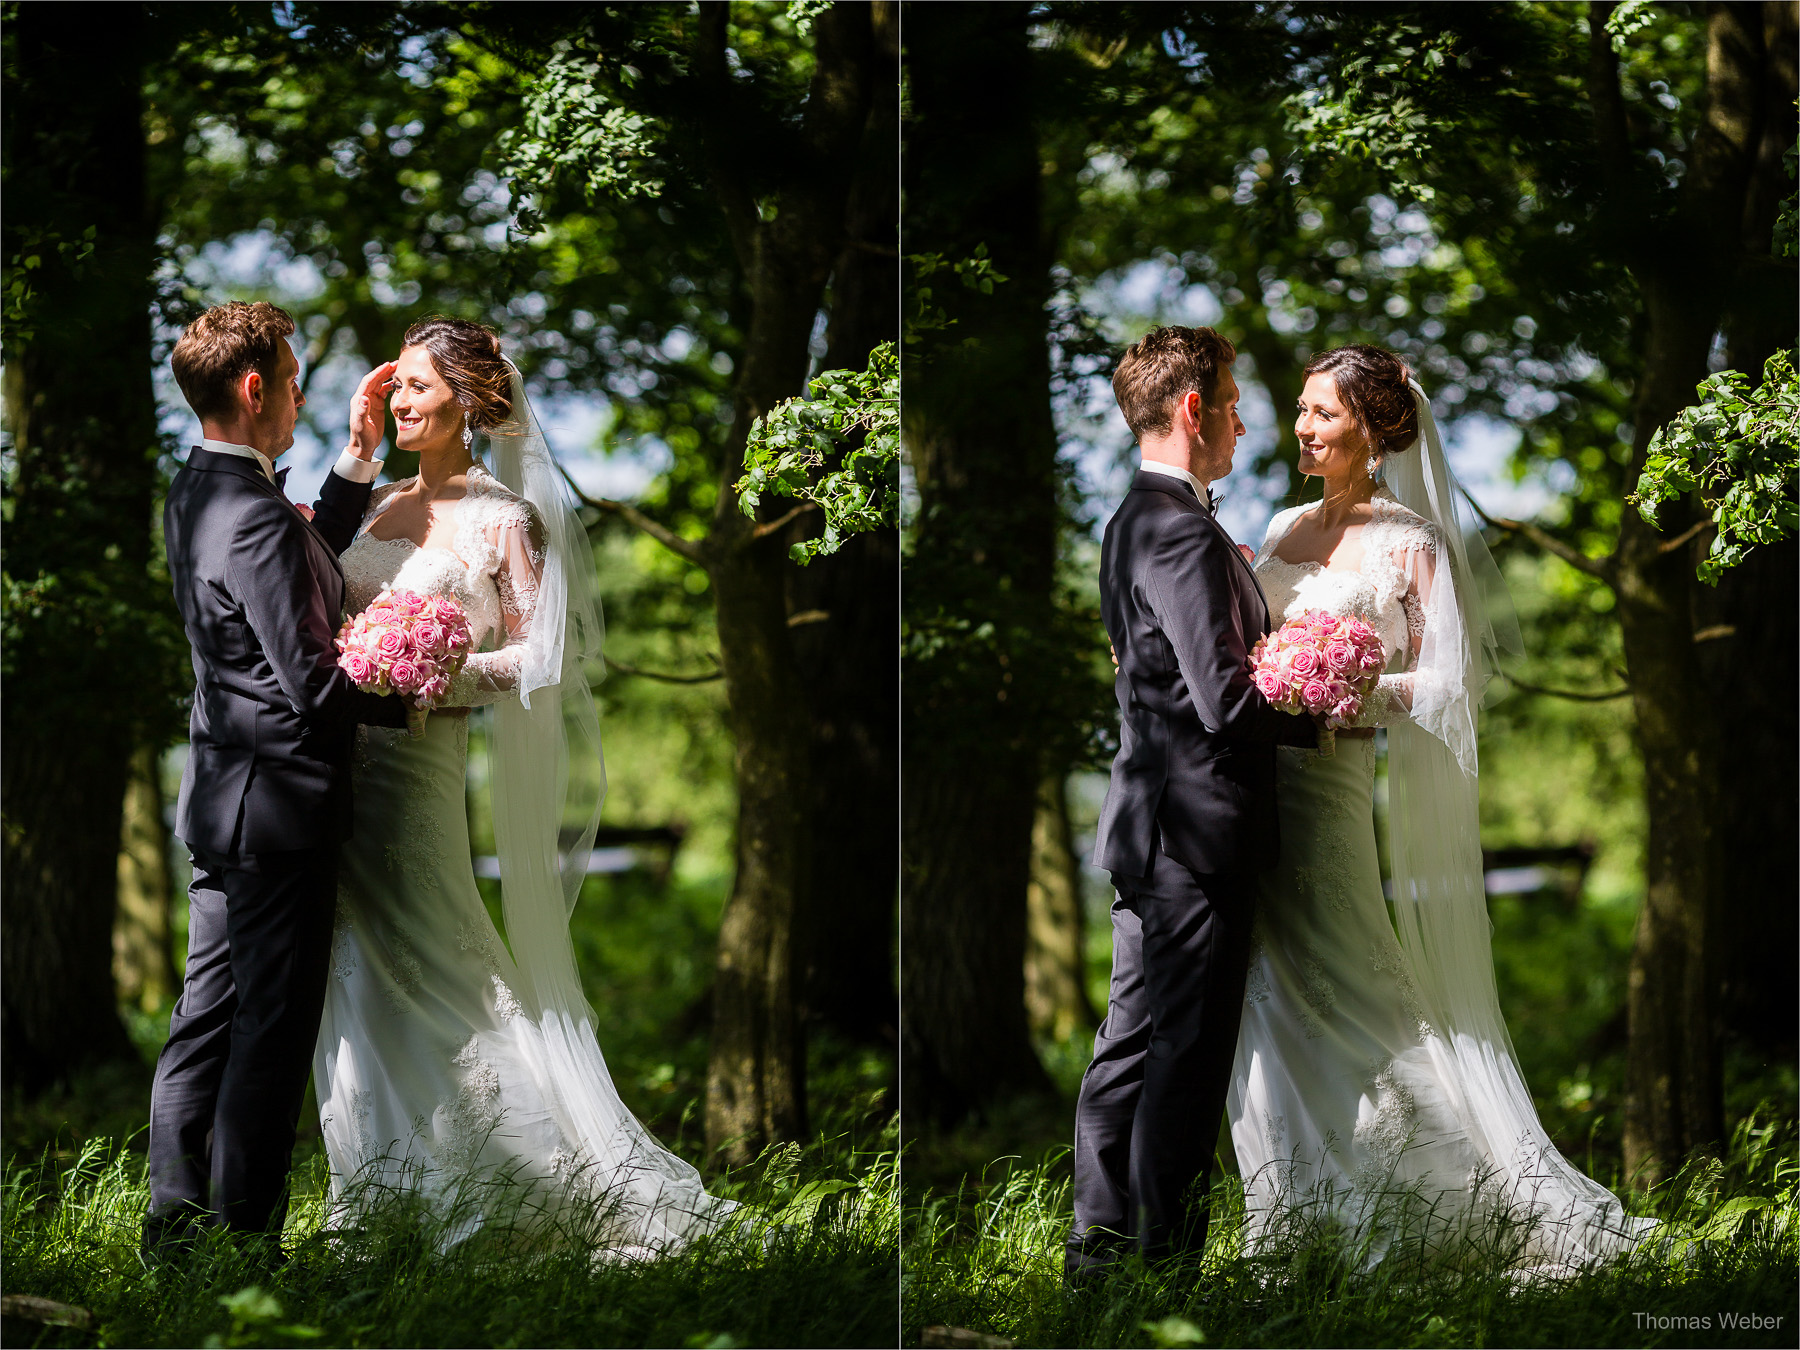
left=314, top=315, right=732, bottom=1252
left=1229, top=344, right=1650, bottom=1270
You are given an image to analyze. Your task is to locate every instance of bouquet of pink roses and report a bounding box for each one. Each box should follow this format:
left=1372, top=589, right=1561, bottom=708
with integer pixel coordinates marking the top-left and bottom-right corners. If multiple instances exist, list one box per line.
left=336, top=589, right=475, bottom=737
left=1248, top=608, right=1386, bottom=756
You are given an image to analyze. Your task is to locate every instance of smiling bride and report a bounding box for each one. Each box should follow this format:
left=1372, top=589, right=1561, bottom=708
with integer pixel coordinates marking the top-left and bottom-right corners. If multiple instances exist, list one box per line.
left=314, top=316, right=732, bottom=1254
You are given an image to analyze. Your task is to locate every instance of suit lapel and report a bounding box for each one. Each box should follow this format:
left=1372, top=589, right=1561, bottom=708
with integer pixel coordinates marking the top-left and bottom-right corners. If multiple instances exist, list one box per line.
left=186, top=447, right=346, bottom=584
left=1201, top=510, right=1271, bottom=630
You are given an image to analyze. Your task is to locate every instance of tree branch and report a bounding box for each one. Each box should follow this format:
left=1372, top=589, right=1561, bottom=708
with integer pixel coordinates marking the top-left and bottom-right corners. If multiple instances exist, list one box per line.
left=1460, top=486, right=1617, bottom=582
left=1500, top=670, right=1631, bottom=702
left=554, top=457, right=707, bottom=564
left=751, top=501, right=818, bottom=540
left=1656, top=519, right=1714, bottom=554
left=603, top=656, right=723, bottom=684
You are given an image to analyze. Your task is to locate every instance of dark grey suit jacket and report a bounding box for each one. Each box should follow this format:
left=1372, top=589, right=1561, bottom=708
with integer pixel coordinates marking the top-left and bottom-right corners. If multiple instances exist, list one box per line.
left=1092, top=471, right=1315, bottom=879
left=165, top=448, right=407, bottom=856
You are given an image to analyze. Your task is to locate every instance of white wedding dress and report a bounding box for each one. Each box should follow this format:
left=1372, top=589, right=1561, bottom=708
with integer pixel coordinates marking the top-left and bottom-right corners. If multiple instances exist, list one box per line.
left=313, top=463, right=731, bottom=1253
left=1227, top=487, right=1649, bottom=1272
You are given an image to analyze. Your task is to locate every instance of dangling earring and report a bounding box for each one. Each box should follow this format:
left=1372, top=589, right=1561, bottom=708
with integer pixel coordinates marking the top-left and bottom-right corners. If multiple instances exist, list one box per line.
left=461, top=418, right=474, bottom=453
left=1367, top=452, right=1382, bottom=482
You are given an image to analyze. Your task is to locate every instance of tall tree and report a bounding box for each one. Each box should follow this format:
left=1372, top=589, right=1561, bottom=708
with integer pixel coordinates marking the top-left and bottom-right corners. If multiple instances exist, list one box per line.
left=475, top=1, right=890, bottom=1159
left=1, top=3, right=184, bottom=1088
left=901, top=2, right=1063, bottom=1122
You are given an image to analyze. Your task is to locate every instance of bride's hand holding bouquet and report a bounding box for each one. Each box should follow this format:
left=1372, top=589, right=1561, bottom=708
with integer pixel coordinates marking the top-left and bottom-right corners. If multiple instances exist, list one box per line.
left=336, top=589, right=475, bottom=737
left=1249, top=609, right=1386, bottom=756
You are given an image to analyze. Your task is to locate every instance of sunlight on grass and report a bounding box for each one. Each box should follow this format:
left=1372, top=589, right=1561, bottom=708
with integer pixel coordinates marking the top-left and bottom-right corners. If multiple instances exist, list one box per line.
left=903, top=1112, right=1799, bottom=1348
left=4, top=1120, right=898, bottom=1348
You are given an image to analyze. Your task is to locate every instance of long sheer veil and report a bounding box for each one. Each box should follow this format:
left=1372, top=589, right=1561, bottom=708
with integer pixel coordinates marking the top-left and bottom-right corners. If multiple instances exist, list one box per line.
left=1381, top=381, right=1646, bottom=1258
left=477, top=364, right=730, bottom=1244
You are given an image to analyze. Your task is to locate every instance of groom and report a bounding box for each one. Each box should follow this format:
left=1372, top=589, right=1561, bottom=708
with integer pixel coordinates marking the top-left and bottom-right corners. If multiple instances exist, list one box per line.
left=1067, top=326, right=1316, bottom=1277
left=143, top=302, right=409, bottom=1259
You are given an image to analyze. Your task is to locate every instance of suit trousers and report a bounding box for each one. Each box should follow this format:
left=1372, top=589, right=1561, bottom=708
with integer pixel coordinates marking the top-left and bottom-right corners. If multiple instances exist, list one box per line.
left=1067, top=845, right=1258, bottom=1269
left=144, top=843, right=337, bottom=1245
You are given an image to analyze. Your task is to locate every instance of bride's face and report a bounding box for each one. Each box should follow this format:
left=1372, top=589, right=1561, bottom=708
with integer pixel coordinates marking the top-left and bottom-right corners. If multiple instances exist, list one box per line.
left=1294, top=373, right=1370, bottom=479
left=390, top=346, right=466, bottom=455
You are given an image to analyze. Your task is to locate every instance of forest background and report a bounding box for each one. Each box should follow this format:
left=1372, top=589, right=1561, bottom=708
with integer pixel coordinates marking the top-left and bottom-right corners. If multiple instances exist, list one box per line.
left=901, top=0, right=1796, bottom=1239
left=3, top=6, right=902, bottom=1343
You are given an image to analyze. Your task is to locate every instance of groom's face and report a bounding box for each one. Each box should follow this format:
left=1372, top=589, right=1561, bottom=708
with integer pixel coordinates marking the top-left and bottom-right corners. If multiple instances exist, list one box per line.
left=1189, top=368, right=1245, bottom=483
left=244, top=341, right=304, bottom=457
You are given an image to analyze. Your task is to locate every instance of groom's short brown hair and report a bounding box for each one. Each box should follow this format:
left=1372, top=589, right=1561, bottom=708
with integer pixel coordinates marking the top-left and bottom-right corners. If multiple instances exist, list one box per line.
left=171, top=301, right=297, bottom=420
left=1113, top=325, right=1237, bottom=440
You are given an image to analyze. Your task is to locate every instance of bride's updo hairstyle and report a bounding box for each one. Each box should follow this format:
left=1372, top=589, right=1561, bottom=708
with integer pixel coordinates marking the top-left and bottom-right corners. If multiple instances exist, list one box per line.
left=1303, top=344, right=1419, bottom=462
left=400, top=315, right=518, bottom=433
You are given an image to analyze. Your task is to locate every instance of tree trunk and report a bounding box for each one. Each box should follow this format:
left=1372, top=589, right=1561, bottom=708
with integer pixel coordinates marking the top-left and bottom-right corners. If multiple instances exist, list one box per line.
left=706, top=535, right=813, bottom=1160
left=1025, top=775, right=1097, bottom=1043
left=1606, top=1, right=1789, bottom=1184
left=115, top=745, right=178, bottom=1012
left=790, top=1, right=900, bottom=1049
left=1706, top=0, right=1798, bottom=1064
left=700, top=1, right=875, bottom=1162
left=1614, top=288, right=1727, bottom=1183
left=1, top=4, right=158, bottom=1088
left=901, top=1, right=1059, bottom=1124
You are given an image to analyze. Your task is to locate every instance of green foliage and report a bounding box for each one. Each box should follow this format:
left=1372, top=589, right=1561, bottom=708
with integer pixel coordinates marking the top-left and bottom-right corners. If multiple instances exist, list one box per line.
left=903, top=1116, right=1800, bottom=1348
left=1604, top=0, right=1659, bottom=55
left=2, top=1128, right=899, bottom=1349
left=737, top=343, right=896, bottom=564
left=1630, top=350, right=1800, bottom=584
left=1281, top=20, right=1465, bottom=203
left=2, top=224, right=94, bottom=354
left=502, top=42, right=666, bottom=228
left=905, top=248, right=1008, bottom=346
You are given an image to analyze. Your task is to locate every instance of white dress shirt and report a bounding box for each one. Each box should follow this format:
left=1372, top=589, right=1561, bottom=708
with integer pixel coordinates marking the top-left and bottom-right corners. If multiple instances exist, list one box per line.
left=199, top=439, right=383, bottom=488
left=1137, top=457, right=1210, bottom=507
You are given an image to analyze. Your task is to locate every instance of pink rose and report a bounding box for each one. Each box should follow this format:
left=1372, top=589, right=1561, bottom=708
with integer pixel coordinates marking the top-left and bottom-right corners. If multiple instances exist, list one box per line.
left=1334, top=694, right=1362, bottom=721
left=388, top=656, right=423, bottom=692
left=376, top=628, right=408, bottom=661
left=1290, top=648, right=1321, bottom=678
left=417, top=672, right=450, bottom=703
left=413, top=620, right=449, bottom=657
left=1324, top=639, right=1355, bottom=675
left=1301, top=678, right=1331, bottom=709
left=1254, top=670, right=1284, bottom=701
left=340, top=649, right=376, bottom=684
left=1360, top=647, right=1386, bottom=673
left=446, top=624, right=473, bottom=653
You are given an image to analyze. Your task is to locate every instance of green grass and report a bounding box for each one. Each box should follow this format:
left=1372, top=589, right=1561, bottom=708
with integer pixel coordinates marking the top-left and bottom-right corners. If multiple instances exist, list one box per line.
left=902, top=1112, right=1800, bottom=1348
left=5, top=1122, right=897, bottom=1349
left=3, top=859, right=898, bottom=1348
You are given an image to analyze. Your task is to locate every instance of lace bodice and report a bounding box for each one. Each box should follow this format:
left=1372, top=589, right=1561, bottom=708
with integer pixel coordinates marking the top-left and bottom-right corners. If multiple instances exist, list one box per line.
left=341, top=463, right=546, bottom=707
left=1253, top=491, right=1442, bottom=727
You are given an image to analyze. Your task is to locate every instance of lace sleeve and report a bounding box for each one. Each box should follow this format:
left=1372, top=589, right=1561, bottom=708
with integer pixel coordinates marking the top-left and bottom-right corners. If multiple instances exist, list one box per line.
left=1346, top=536, right=1438, bottom=727
left=446, top=503, right=547, bottom=708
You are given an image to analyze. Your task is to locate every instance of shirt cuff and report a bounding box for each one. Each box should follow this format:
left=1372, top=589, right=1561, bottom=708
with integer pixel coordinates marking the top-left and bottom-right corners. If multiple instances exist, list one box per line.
left=333, top=450, right=383, bottom=484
